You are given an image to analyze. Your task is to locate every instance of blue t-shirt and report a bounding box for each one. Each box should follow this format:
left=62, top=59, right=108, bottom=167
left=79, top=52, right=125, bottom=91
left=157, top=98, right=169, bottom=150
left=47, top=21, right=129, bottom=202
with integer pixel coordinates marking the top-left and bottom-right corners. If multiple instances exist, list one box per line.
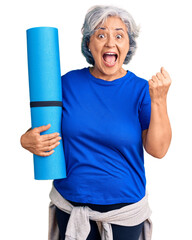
left=54, top=67, right=151, bottom=204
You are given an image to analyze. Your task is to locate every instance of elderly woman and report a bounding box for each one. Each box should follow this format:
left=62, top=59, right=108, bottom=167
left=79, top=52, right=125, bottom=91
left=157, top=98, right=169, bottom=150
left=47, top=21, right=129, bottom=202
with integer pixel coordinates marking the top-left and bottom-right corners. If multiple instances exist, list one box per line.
left=21, top=5, right=172, bottom=240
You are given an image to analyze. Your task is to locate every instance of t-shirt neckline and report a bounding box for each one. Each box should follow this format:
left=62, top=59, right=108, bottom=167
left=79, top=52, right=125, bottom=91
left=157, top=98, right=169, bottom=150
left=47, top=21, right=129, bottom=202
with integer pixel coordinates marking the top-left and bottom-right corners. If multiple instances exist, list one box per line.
left=85, top=67, right=131, bottom=86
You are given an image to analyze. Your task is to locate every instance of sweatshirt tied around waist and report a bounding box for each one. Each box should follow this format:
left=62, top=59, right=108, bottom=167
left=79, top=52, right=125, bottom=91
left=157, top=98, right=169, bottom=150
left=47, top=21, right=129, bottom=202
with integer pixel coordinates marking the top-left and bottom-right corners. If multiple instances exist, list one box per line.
left=48, top=185, right=153, bottom=240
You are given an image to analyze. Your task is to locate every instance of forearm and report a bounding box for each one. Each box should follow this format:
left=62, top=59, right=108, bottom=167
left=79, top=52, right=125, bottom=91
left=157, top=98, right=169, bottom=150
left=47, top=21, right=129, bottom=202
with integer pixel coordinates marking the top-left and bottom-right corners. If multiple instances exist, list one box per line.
left=144, top=99, right=172, bottom=158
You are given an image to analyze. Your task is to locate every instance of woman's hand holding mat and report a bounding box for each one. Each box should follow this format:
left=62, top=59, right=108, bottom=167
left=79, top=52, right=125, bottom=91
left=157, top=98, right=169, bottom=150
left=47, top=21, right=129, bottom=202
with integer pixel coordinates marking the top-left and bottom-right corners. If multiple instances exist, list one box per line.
left=21, top=124, right=61, bottom=157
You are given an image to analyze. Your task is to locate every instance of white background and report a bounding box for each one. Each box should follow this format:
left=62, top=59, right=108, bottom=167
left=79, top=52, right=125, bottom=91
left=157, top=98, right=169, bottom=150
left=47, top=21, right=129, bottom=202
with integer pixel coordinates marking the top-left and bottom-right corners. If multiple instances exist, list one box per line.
left=1, top=0, right=192, bottom=239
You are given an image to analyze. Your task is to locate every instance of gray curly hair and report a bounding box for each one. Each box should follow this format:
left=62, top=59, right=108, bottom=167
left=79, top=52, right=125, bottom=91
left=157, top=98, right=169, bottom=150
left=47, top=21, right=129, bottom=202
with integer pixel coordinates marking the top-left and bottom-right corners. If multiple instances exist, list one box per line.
left=81, top=5, right=140, bottom=65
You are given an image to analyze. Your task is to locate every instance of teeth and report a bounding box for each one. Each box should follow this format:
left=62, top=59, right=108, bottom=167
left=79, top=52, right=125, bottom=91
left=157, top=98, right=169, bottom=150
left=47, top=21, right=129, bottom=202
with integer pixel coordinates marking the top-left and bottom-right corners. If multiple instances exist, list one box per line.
left=105, top=53, right=116, bottom=55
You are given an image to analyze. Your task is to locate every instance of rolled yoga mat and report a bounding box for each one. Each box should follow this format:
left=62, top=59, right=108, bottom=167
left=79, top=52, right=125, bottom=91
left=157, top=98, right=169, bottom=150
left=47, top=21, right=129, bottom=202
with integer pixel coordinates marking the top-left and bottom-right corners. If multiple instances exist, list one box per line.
left=26, top=27, right=67, bottom=180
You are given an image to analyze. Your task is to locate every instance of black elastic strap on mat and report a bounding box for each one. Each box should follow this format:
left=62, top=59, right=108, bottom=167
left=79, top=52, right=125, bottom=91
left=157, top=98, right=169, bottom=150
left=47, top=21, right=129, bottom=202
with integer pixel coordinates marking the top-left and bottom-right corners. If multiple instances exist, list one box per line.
left=30, top=101, right=62, bottom=108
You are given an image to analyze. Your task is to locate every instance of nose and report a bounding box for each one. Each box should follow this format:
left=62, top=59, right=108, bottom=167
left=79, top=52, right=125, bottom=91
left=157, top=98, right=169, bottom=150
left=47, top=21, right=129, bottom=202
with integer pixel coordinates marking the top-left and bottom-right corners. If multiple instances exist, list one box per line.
left=105, top=34, right=115, bottom=47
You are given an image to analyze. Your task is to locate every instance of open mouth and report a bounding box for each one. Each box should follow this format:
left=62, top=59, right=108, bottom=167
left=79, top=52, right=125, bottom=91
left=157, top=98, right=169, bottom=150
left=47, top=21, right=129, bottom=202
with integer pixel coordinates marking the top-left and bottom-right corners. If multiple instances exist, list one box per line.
left=103, top=52, right=118, bottom=66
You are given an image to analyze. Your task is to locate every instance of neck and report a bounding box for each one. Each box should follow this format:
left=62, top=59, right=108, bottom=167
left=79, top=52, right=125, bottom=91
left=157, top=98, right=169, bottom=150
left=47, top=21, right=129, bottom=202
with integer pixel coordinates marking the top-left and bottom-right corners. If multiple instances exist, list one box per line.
left=89, top=67, right=127, bottom=81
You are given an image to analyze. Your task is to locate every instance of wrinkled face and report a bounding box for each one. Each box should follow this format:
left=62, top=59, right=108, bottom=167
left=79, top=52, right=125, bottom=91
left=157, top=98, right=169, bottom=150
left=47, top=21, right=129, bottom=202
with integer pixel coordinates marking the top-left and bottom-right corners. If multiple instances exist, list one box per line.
left=88, top=16, right=129, bottom=81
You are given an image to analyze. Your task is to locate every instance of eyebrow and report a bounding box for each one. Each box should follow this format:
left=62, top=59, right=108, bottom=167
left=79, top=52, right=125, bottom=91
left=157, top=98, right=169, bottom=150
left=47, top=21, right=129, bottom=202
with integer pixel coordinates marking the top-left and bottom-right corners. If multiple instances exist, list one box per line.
left=115, top=28, right=125, bottom=31
left=97, top=27, right=106, bottom=30
left=96, top=27, right=125, bottom=32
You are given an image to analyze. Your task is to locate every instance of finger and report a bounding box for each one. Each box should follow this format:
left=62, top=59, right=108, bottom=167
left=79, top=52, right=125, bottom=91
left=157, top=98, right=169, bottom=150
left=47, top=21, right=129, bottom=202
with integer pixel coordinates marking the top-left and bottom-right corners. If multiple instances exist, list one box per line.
left=40, top=150, right=55, bottom=157
left=148, top=79, right=154, bottom=86
left=33, top=124, right=51, bottom=134
left=27, top=146, right=55, bottom=157
left=148, top=78, right=156, bottom=87
left=42, top=136, right=62, bottom=146
left=41, top=132, right=61, bottom=142
left=41, top=141, right=60, bottom=152
left=161, top=67, right=170, bottom=79
left=152, top=75, right=158, bottom=83
left=156, top=72, right=164, bottom=83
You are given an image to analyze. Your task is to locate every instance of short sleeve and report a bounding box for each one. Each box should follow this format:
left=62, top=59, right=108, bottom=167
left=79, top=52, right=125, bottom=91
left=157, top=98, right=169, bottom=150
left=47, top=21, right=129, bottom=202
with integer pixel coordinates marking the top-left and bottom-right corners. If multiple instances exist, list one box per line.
left=139, top=82, right=151, bottom=130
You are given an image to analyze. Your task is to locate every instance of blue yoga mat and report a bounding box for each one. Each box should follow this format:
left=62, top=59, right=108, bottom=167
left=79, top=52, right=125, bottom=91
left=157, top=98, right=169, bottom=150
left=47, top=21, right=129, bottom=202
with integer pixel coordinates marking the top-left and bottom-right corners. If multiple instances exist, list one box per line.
left=26, top=27, right=67, bottom=180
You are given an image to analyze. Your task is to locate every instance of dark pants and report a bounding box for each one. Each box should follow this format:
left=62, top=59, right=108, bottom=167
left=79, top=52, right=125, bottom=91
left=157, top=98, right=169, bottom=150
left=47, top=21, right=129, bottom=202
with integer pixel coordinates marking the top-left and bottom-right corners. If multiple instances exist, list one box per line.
left=55, top=200, right=144, bottom=240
